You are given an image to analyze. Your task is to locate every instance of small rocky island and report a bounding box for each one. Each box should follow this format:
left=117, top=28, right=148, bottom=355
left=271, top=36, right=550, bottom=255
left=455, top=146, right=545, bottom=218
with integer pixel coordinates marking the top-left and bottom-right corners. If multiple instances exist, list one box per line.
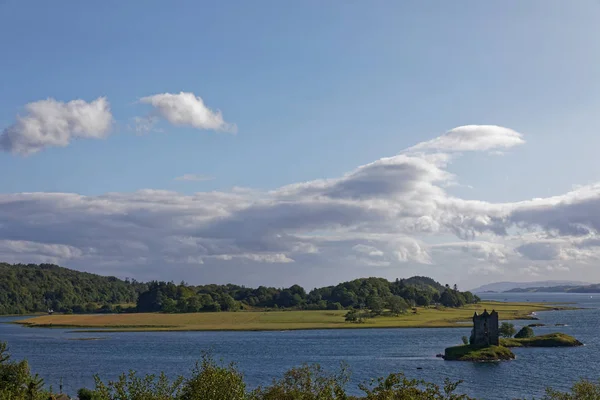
left=443, top=309, right=583, bottom=361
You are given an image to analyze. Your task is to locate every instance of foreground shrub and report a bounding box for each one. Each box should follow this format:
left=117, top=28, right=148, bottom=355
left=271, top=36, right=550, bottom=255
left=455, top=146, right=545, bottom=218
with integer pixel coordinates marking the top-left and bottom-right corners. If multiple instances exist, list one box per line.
left=540, top=379, right=600, bottom=399
left=4, top=340, right=600, bottom=400
left=0, top=342, right=48, bottom=400
left=249, top=363, right=350, bottom=400
left=179, top=353, right=246, bottom=400
left=90, top=370, right=184, bottom=400
left=359, top=373, right=474, bottom=400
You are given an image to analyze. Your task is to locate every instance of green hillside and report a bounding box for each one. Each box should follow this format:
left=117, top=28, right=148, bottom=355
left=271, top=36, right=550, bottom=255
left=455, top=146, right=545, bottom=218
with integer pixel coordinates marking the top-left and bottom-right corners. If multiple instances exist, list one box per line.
left=0, top=263, right=145, bottom=315
left=0, top=263, right=478, bottom=315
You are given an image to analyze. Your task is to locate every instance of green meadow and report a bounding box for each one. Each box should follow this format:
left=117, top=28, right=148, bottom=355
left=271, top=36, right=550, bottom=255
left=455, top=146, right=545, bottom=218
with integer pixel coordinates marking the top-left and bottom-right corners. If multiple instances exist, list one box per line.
left=16, top=301, right=572, bottom=332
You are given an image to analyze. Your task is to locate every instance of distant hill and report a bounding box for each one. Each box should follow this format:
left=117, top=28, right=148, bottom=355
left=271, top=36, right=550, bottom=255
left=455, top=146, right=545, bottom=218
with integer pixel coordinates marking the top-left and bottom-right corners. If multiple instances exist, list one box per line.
left=0, top=263, right=146, bottom=315
left=471, top=280, right=590, bottom=293
left=506, top=283, right=600, bottom=293
left=399, top=276, right=446, bottom=292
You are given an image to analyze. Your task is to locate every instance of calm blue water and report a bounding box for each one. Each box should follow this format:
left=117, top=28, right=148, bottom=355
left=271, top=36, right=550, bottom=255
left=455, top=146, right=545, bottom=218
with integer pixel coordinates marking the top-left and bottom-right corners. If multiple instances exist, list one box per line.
left=1, top=292, right=599, bottom=399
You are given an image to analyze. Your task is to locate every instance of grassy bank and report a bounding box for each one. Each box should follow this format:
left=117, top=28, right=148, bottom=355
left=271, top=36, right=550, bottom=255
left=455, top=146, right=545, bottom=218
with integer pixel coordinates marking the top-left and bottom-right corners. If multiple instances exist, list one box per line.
left=501, top=333, right=583, bottom=348
left=15, top=301, right=573, bottom=332
left=444, top=344, right=515, bottom=361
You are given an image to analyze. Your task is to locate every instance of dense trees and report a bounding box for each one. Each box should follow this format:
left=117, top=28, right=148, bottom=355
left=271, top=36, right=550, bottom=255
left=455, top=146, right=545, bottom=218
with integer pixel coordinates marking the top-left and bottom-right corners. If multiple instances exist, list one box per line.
left=0, top=263, right=480, bottom=315
left=515, top=326, right=535, bottom=339
left=500, top=322, right=517, bottom=338
left=136, top=276, right=479, bottom=314
left=0, top=263, right=145, bottom=315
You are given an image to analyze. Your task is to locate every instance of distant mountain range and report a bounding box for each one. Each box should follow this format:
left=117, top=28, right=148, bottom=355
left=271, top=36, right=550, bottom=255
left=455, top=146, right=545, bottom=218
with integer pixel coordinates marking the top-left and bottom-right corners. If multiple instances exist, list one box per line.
left=471, top=280, right=591, bottom=293
left=506, top=283, right=600, bottom=293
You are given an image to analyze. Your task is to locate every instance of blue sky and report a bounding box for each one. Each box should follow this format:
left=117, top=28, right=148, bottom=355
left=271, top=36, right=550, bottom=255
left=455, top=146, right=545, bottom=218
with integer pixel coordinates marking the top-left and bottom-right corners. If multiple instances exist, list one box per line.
left=1, top=1, right=600, bottom=289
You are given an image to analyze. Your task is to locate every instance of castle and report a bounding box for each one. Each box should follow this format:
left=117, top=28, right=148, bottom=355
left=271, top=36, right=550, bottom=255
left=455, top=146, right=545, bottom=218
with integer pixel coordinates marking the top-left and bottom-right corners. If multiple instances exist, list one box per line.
left=470, top=309, right=499, bottom=346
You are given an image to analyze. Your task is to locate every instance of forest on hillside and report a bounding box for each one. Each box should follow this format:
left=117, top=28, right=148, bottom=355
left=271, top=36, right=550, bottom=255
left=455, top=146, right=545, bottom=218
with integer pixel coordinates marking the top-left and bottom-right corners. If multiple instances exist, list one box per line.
left=0, top=263, right=146, bottom=315
left=0, top=263, right=479, bottom=315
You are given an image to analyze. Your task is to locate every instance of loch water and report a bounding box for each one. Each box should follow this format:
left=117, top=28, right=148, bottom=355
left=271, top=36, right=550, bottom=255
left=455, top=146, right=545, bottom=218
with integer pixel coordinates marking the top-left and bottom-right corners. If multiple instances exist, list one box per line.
left=1, top=293, right=599, bottom=399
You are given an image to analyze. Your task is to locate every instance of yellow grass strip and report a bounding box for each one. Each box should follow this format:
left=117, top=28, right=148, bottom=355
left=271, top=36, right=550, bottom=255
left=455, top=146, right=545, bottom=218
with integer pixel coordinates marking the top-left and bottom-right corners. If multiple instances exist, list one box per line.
left=16, top=301, right=574, bottom=332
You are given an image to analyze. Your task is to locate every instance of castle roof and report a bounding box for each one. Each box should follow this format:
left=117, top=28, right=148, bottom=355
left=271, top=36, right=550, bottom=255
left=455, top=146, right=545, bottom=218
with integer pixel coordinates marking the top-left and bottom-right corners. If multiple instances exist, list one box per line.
left=473, top=309, right=500, bottom=320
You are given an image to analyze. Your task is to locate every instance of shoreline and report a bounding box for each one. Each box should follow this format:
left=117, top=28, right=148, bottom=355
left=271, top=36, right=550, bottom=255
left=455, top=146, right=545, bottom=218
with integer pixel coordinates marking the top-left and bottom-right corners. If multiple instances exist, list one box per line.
left=12, top=301, right=580, bottom=333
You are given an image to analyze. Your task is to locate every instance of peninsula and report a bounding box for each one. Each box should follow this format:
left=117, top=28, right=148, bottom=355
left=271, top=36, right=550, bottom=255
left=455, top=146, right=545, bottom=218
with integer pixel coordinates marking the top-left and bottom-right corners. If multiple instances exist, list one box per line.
left=17, top=301, right=569, bottom=332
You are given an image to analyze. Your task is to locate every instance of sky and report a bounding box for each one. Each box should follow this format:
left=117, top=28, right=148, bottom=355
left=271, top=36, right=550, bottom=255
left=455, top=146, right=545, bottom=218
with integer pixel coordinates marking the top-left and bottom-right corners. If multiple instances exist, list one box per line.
left=1, top=1, right=600, bottom=290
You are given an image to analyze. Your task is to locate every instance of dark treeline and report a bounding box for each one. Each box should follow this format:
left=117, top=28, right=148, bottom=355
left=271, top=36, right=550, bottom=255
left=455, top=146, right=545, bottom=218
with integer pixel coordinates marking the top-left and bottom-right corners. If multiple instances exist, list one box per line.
left=0, top=263, right=478, bottom=315
left=0, top=263, right=146, bottom=315
left=0, top=340, right=595, bottom=400
left=135, top=276, right=479, bottom=313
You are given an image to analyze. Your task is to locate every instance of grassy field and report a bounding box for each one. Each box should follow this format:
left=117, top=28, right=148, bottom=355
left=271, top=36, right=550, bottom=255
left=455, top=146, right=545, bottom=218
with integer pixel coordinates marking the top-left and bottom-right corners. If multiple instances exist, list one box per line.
left=15, top=301, right=574, bottom=332
left=500, top=333, right=584, bottom=348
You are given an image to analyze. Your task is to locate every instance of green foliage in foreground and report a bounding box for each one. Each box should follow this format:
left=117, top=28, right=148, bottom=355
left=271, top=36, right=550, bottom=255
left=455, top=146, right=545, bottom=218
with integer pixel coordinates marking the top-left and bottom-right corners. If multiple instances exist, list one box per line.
left=540, top=379, right=600, bottom=400
left=1, top=340, right=598, bottom=399
left=501, top=333, right=584, bottom=348
left=0, top=342, right=50, bottom=400
left=443, top=345, right=515, bottom=362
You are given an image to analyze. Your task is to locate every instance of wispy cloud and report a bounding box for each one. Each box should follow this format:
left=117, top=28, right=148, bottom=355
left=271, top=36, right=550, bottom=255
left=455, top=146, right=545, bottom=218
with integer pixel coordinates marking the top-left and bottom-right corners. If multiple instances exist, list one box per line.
left=405, top=125, right=524, bottom=153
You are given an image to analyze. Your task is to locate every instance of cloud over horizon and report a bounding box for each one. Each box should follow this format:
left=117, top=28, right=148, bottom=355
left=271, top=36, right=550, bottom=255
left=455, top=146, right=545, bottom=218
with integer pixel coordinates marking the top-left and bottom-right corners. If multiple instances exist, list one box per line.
left=0, top=124, right=598, bottom=288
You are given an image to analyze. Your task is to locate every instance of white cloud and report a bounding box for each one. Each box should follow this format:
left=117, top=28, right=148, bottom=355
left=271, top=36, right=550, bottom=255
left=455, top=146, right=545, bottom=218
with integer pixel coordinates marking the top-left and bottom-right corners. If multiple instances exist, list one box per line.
left=139, top=92, right=236, bottom=133
left=353, top=244, right=384, bottom=257
left=406, top=125, right=524, bottom=153
left=432, top=241, right=511, bottom=264
left=521, top=265, right=541, bottom=277
left=174, top=174, right=215, bottom=182
left=506, top=184, right=600, bottom=236
left=1, top=97, right=112, bottom=155
left=213, top=253, right=294, bottom=263
left=2, top=123, right=600, bottom=287
left=516, top=241, right=563, bottom=261
left=0, top=240, right=82, bottom=259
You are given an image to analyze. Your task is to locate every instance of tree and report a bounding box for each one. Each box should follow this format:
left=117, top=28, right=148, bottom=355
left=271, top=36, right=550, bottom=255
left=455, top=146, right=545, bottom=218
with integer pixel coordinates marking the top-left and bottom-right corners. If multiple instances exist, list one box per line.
left=0, top=341, right=50, bottom=399
left=386, top=296, right=409, bottom=316
left=344, top=309, right=359, bottom=322
left=499, top=322, right=516, bottom=338
left=515, top=326, right=535, bottom=339
left=439, top=290, right=465, bottom=308
left=180, top=353, right=245, bottom=400
left=366, top=295, right=385, bottom=315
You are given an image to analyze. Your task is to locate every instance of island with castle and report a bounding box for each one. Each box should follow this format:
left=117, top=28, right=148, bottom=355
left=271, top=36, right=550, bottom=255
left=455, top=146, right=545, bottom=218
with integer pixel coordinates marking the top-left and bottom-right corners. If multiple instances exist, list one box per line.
left=443, top=309, right=583, bottom=361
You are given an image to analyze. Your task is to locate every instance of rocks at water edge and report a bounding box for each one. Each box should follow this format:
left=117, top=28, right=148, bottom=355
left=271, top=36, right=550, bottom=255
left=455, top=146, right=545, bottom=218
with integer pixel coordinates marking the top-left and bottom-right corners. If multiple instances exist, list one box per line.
left=443, top=345, right=515, bottom=362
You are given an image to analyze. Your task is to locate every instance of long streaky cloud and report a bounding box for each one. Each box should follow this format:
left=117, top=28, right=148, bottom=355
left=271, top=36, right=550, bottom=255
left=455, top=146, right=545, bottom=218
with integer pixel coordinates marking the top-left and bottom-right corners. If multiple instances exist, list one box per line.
left=405, top=125, right=524, bottom=153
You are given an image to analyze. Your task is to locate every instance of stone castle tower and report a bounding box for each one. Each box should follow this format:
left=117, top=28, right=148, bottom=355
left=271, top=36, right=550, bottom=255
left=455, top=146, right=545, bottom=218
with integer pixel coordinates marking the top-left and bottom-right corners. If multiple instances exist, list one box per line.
left=470, top=309, right=499, bottom=346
